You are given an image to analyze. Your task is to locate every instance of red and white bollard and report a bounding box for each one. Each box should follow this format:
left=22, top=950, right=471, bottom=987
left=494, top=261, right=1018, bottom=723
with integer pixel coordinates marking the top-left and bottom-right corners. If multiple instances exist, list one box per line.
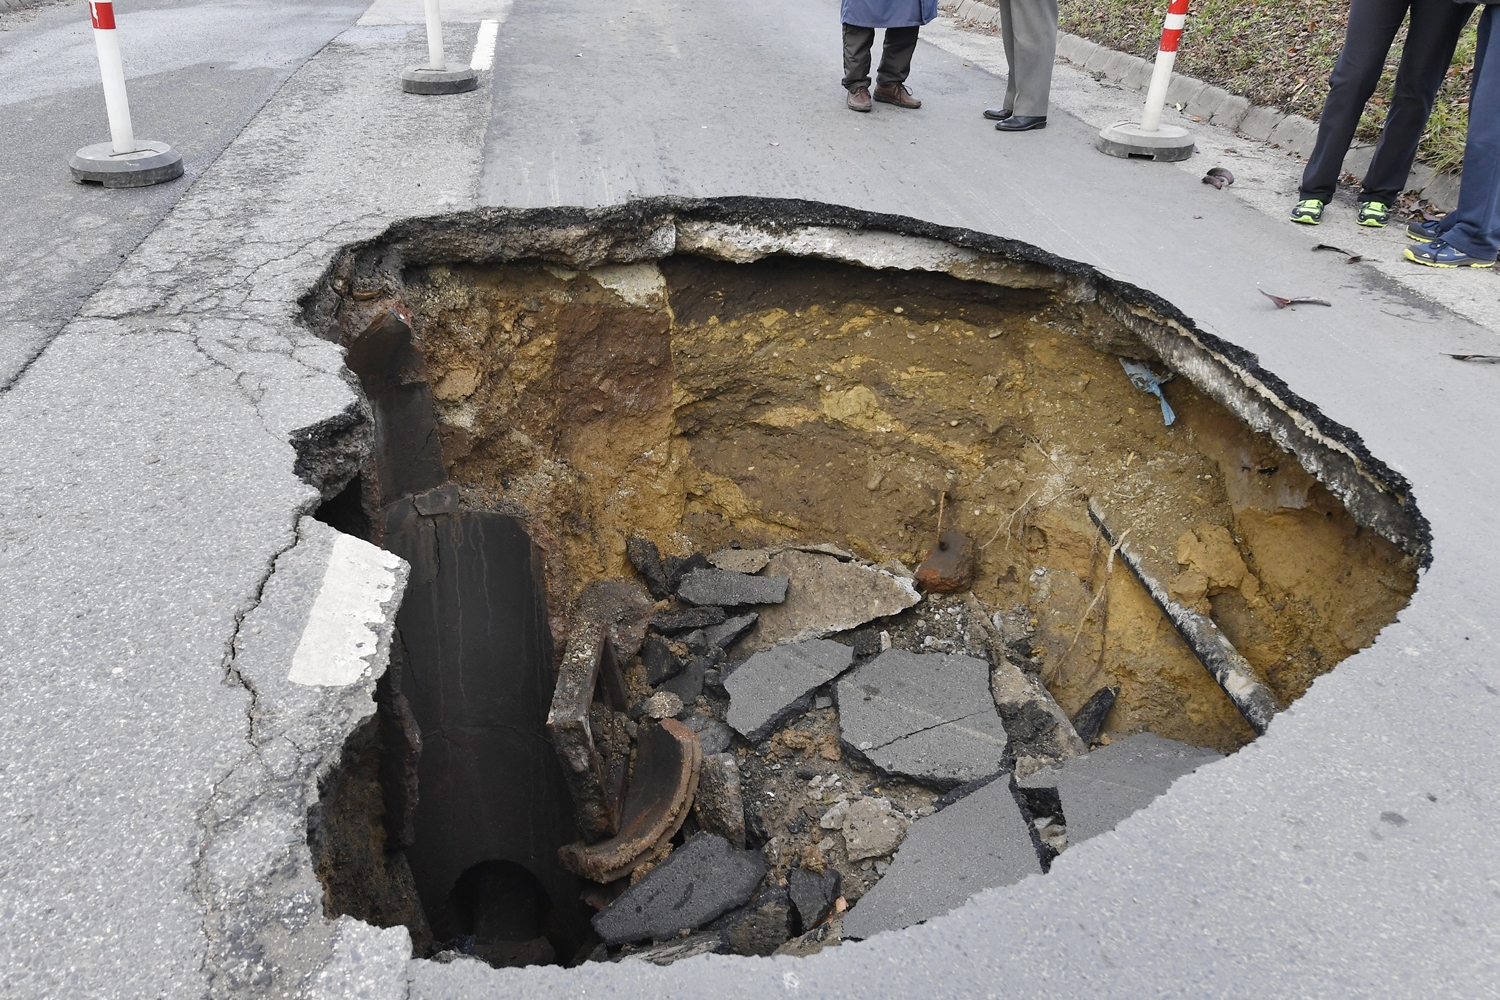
left=400, top=0, right=477, bottom=94
left=1096, top=0, right=1197, bottom=161
left=70, top=1, right=183, bottom=187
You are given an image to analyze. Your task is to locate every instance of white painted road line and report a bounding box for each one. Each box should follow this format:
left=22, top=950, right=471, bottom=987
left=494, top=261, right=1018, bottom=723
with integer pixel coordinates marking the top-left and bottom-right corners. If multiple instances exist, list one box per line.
left=287, top=533, right=407, bottom=687
left=471, top=17, right=499, bottom=70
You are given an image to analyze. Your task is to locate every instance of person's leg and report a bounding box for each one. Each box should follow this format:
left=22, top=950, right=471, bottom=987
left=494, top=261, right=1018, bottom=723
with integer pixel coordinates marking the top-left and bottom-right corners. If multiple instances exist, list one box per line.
left=1299, top=0, right=1408, bottom=203
left=1006, top=0, right=1059, bottom=117
left=1361, top=0, right=1475, bottom=204
left=997, top=0, right=1019, bottom=113
left=842, top=23, right=875, bottom=91
left=876, top=25, right=920, bottom=87
left=1433, top=6, right=1500, bottom=261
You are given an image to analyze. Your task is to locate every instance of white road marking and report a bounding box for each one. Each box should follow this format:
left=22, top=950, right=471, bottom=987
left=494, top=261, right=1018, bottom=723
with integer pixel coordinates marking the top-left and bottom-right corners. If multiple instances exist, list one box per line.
left=358, top=0, right=509, bottom=27
left=470, top=17, right=499, bottom=71
left=288, top=533, right=406, bottom=687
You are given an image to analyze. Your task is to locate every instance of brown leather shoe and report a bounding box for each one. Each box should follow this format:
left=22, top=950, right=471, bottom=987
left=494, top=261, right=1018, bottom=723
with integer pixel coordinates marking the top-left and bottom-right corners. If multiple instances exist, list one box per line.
left=873, top=83, right=921, bottom=108
left=847, top=86, right=872, bottom=112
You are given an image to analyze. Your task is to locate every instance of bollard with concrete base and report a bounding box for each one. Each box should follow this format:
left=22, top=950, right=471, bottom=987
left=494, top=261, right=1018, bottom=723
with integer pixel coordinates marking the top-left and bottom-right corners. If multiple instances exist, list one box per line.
left=1097, top=0, right=1196, bottom=162
left=71, top=1, right=183, bottom=187
left=400, top=0, right=477, bottom=95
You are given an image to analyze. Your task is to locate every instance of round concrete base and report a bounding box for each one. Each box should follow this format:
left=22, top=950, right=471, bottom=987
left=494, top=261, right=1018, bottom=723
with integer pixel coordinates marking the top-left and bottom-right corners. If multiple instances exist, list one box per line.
left=69, top=141, right=184, bottom=188
left=1096, top=122, right=1196, bottom=162
left=400, top=65, right=479, bottom=95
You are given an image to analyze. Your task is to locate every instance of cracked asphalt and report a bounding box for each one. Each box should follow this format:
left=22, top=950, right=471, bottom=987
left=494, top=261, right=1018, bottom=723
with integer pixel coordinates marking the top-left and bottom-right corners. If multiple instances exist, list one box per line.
left=2, top=0, right=1498, bottom=997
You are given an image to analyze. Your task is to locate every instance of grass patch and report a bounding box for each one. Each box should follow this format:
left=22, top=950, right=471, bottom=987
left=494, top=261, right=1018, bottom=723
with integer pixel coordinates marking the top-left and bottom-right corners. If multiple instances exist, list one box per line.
left=1057, top=0, right=1475, bottom=173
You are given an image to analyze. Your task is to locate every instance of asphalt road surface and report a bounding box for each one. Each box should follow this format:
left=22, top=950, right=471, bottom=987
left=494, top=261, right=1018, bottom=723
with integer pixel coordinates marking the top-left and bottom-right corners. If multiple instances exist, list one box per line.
left=0, top=0, right=368, bottom=388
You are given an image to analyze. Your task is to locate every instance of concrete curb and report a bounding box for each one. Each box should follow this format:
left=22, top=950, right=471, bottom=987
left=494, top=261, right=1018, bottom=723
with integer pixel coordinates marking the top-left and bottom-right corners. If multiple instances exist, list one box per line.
left=940, top=0, right=1463, bottom=210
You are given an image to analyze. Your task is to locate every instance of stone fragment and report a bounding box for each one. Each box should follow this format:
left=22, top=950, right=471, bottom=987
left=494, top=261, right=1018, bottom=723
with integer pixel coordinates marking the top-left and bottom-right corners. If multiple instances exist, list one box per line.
left=704, top=613, right=758, bottom=649
left=626, top=536, right=671, bottom=600
left=788, top=867, right=842, bottom=931
left=692, top=752, right=746, bottom=848
left=591, top=833, right=767, bottom=945
left=546, top=618, right=630, bottom=842
left=678, top=568, right=789, bottom=607
left=725, top=639, right=856, bottom=743
left=837, top=649, right=1009, bottom=790
left=990, top=646, right=1087, bottom=765
left=703, top=667, right=727, bottom=699
left=1018, top=732, right=1222, bottom=847
left=708, top=547, right=772, bottom=574
left=681, top=629, right=710, bottom=654
left=576, top=578, right=656, bottom=665
left=840, top=796, right=910, bottom=860
left=618, top=932, right=729, bottom=965
left=641, top=635, right=683, bottom=686
left=773, top=917, right=843, bottom=957
left=559, top=718, right=703, bottom=883
left=659, top=656, right=707, bottom=703
left=842, top=776, right=1041, bottom=940
left=744, top=550, right=921, bottom=648
left=915, top=529, right=975, bottom=593
left=818, top=795, right=850, bottom=830
left=640, top=691, right=683, bottom=720
left=665, top=552, right=712, bottom=591
left=1070, top=685, right=1119, bottom=744
left=651, top=605, right=728, bottom=634
left=711, top=885, right=794, bottom=956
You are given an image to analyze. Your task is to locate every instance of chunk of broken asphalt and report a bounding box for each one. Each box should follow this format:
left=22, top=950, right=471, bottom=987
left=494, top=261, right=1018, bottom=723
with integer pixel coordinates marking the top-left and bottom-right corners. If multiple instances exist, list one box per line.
left=617, top=931, right=729, bottom=965
left=788, top=867, right=843, bottom=932
left=641, top=635, right=683, bottom=686
left=704, top=613, right=758, bottom=649
left=592, top=833, right=767, bottom=946
left=1018, top=731, right=1222, bottom=846
left=710, top=885, right=794, bottom=956
left=1070, top=685, right=1120, bottom=745
left=837, top=649, right=1010, bottom=790
left=651, top=605, right=728, bottom=634
left=626, top=536, right=672, bottom=600
left=725, top=639, right=855, bottom=743
left=915, top=529, right=975, bottom=593
left=692, top=752, right=746, bottom=849
left=665, top=552, right=712, bottom=591
left=744, top=549, right=921, bottom=648
left=842, top=775, right=1041, bottom=940
left=678, top=568, right=789, bottom=608
left=659, top=656, right=706, bottom=703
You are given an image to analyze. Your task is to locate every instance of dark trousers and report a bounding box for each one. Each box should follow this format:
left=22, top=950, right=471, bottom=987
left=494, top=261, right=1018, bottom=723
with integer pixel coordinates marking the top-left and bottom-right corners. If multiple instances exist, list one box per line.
left=842, top=23, right=919, bottom=91
left=1436, top=5, right=1500, bottom=260
left=1300, top=0, right=1474, bottom=203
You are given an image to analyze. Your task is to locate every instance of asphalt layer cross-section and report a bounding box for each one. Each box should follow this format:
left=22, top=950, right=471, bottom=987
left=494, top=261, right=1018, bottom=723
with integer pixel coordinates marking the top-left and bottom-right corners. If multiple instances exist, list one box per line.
left=0, top=0, right=368, bottom=387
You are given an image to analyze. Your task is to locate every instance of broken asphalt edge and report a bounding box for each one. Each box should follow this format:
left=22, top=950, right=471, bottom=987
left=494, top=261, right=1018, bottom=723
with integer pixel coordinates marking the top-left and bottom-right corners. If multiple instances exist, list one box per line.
left=300, top=196, right=1432, bottom=569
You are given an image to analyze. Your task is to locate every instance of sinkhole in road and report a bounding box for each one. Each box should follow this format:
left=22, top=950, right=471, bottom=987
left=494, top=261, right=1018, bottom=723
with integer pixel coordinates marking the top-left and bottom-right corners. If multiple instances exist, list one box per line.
left=304, top=207, right=1421, bottom=971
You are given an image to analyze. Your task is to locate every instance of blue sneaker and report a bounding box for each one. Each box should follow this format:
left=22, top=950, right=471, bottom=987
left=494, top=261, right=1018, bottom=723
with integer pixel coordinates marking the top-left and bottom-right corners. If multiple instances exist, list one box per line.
left=1406, top=218, right=1443, bottom=241
left=1404, top=240, right=1496, bottom=269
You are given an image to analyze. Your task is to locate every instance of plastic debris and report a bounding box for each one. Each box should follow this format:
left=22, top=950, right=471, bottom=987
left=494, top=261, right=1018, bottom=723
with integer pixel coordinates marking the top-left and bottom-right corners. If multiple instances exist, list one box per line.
left=1119, top=358, right=1176, bottom=426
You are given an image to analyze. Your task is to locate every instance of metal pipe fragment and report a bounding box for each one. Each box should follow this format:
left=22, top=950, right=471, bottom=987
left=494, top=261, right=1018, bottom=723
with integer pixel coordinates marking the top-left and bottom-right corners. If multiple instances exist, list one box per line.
left=1088, top=499, right=1281, bottom=735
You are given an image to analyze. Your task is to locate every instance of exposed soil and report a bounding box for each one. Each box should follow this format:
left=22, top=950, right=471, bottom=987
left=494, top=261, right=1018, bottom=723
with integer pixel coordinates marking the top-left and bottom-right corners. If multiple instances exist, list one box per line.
left=404, top=253, right=1416, bottom=754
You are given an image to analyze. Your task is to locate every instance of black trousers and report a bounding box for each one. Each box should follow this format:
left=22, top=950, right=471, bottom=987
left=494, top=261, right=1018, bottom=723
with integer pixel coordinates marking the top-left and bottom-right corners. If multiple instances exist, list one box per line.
left=1300, top=0, right=1474, bottom=203
left=842, top=23, right=919, bottom=91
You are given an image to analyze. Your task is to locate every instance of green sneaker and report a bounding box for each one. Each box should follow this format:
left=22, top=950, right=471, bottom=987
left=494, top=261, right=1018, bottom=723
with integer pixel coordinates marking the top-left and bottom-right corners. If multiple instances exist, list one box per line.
left=1290, top=198, right=1325, bottom=225
left=1357, top=201, right=1390, bottom=227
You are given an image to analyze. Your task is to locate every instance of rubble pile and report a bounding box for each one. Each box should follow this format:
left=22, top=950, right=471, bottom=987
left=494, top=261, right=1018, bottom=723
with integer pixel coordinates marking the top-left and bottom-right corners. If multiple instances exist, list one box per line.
left=541, top=533, right=1224, bottom=965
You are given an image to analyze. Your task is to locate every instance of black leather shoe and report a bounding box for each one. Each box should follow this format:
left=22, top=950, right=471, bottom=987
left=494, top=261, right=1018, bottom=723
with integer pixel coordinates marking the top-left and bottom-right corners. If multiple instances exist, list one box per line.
left=995, top=115, right=1046, bottom=132
left=982, top=107, right=1012, bottom=121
